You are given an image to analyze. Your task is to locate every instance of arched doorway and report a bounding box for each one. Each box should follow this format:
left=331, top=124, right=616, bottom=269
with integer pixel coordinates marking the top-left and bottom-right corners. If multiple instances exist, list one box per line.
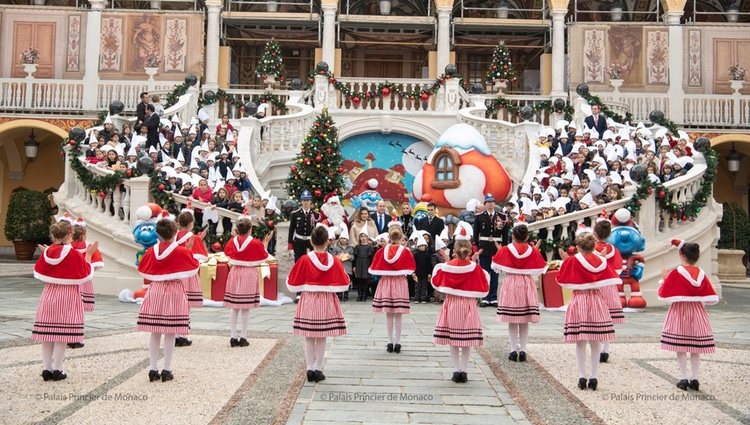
left=710, top=134, right=750, bottom=215
left=0, top=120, right=67, bottom=247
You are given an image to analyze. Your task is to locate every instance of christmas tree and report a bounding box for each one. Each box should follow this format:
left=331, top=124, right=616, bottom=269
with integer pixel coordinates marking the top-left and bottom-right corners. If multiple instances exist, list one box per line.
left=255, top=39, right=286, bottom=81
left=285, top=109, right=345, bottom=208
left=485, top=41, right=517, bottom=83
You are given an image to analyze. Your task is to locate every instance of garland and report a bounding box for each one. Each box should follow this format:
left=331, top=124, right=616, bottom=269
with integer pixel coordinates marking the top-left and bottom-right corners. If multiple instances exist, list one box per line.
left=149, top=170, right=177, bottom=213
left=61, top=138, right=131, bottom=197
left=536, top=235, right=574, bottom=253
left=252, top=211, right=284, bottom=239
left=579, top=93, right=634, bottom=125
left=164, top=82, right=191, bottom=109
left=484, top=98, right=575, bottom=122
left=200, top=88, right=288, bottom=114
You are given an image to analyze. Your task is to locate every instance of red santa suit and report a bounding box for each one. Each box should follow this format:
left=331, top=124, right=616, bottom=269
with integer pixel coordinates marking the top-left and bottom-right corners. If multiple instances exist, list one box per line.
left=136, top=241, right=199, bottom=335
left=594, top=241, right=625, bottom=324
left=491, top=242, right=547, bottom=323
left=431, top=259, right=490, bottom=346
left=557, top=252, right=621, bottom=342
left=71, top=240, right=103, bottom=312
left=176, top=229, right=208, bottom=307
left=369, top=244, right=416, bottom=314
left=659, top=265, right=718, bottom=353
left=223, top=235, right=270, bottom=309
left=32, top=244, right=93, bottom=343
left=287, top=251, right=349, bottom=337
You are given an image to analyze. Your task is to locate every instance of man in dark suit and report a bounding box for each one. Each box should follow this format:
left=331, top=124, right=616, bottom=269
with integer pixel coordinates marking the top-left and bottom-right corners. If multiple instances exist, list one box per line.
left=144, top=104, right=161, bottom=151
left=287, top=189, right=319, bottom=303
left=584, top=104, right=607, bottom=136
left=135, top=92, right=149, bottom=131
left=414, top=202, right=445, bottom=242
left=370, top=200, right=391, bottom=234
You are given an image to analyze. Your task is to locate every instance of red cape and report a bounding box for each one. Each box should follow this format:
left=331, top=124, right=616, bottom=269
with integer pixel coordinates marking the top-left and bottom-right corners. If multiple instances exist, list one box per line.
left=491, top=242, right=547, bottom=276
left=595, top=242, right=623, bottom=274
left=176, top=230, right=208, bottom=262
left=286, top=251, right=350, bottom=292
left=71, top=240, right=104, bottom=271
left=368, top=244, right=416, bottom=276
left=34, top=244, right=93, bottom=285
left=431, top=259, right=489, bottom=298
left=224, top=235, right=270, bottom=266
left=658, top=265, right=718, bottom=304
left=556, top=252, right=621, bottom=289
left=138, top=241, right=199, bottom=281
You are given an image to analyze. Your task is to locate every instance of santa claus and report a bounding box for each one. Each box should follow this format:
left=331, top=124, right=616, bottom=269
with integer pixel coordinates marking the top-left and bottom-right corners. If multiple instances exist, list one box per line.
left=319, top=192, right=349, bottom=233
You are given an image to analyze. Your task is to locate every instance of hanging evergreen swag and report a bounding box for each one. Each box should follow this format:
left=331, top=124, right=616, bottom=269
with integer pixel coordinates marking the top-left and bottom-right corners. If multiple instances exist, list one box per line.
left=200, top=89, right=289, bottom=114
left=255, top=38, right=286, bottom=82
left=149, top=170, right=178, bottom=213
left=485, top=98, right=575, bottom=121
left=61, top=137, right=131, bottom=195
left=164, top=82, right=191, bottom=109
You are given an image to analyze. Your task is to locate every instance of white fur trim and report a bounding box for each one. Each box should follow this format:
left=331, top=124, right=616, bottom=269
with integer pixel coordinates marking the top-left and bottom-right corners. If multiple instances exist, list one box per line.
left=629, top=292, right=643, bottom=296
left=575, top=253, right=607, bottom=273
left=430, top=267, right=490, bottom=298
left=154, top=242, right=178, bottom=261
left=677, top=266, right=705, bottom=288
left=229, top=258, right=268, bottom=267
left=176, top=231, right=193, bottom=245
left=307, top=251, right=334, bottom=271
left=433, top=262, right=477, bottom=275
left=431, top=286, right=490, bottom=299
left=491, top=263, right=547, bottom=276
left=557, top=278, right=622, bottom=290
left=139, top=267, right=200, bottom=281
left=34, top=269, right=94, bottom=285
left=658, top=295, right=719, bottom=305
left=285, top=281, right=350, bottom=293
left=233, top=235, right=254, bottom=253
left=507, top=243, right=533, bottom=259
left=598, top=244, right=615, bottom=260
left=368, top=268, right=414, bottom=276
left=43, top=245, right=72, bottom=266
left=90, top=261, right=105, bottom=270
left=193, top=254, right=208, bottom=262
left=383, top=244, right=405, bottom=264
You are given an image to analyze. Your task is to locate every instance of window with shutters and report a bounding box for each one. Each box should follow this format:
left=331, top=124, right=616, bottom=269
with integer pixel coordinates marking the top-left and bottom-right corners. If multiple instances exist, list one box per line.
left=431, top=147, right=461, bottom=189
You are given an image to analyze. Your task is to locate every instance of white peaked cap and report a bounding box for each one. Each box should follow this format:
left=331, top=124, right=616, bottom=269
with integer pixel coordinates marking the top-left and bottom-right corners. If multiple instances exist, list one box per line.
left=171, top=114, right=180, bottom=123
left=202, top=128, right=211, bottom=135
left=546, top=128, right=556, bottom=137
left=554, top=145, right=564, bottom=156
left=88, top=130, right=98, bottom=145
left=177, top=149, right=186, bottom=163
left=207, top=152, right=219, bottom=162
left=521, top=201, right=535, bottom=215
left=636, top=122, right=646, bottom=129
left=561, top=157, right=574, bottom=170
left=678, top=130, right=689, bottom=141
left=148, top=145, right=158, bottom=154
left=162, top=166, right=177, bottom=179
left=533, top=186, right=543, bottom=196
left=416, top=233, right=428, bottom=247
left=359, top=227, right=371, bottom=237
left=191, top=174, right=202, bottom=186
left=576, top=223, right=593, bottom=236
left=618, top=127, right=630, bottom=141
left=200, top=142, right=209, bottom=152
left=114, top=144, right=125, bottom=156
left=592, top=155, right=604, bottom=163
left=572, top=174, right=581, bottom=186
left=579, top=193, right=594, bottom=206
left=388, top=220, right=402, bottom=228
left=435, top=237, right=447, bottom=251
left=590, top=128, right=600, bottom=140
left=213, top=178, right=225, bottom=193
left=190, top=117, right=199, bottom=126
left=538, top=147, right=551, bottom=158
left=376, top=233, right=389, bottom=243
left=676, top=156, right=694, bottom=167
left=104, top=115, right=113, bottom=124
left=555, top=120, right=569, bottom=130
left=583, top=169, right=597, bottom=181
left=606, top=150, right=619, bottom=162
left=582, top=126, right=592, bottom=135
left=453, top=221, right=473, bottom=240
left=220, top=145, right=228, bottom=155
left=654, top=128, right=668, bottom=139
left=160, top=118, right=171, bottom=128
left=553, top=196, right=571, bottom=210
left=465, top=198, right=480, bottom=212
left=537, top=197, right=552, bottom=209
left=660, top=139, right=671, bottom=147
left=127, top=144, right=137, bottom=156
left=609, top=172, right=623, bottom=185
left=198, top=108, right=209, bottom=122
left=159, top=133, right=167, bottom=145
left=439, top=227, right=449, bottom=241
left=648, top=174, right=661, bottom=184
left=546, top=186, right=559, bottom=200
left=606, top=117, right=616, bottom=127
left=568, top=121, right=577, bottom=129
left=188, top=125, right=198, bottom=135
left=173, top=127, right=183, bottom=139
left=339, top=223, right=349, bottom=239
left=132, top=134, right=147, bottom=146
left=177, top=173, right=192, bottom=184
left=549, top=176, right=563, bottom=187
left=520, top=183, right=531, bottom=195
left=100, top=144, right=112, bottom=153
left=226, top=131, right=235, bottom=142
left=602, top=130, right=615, bottom=140
left=327, top=226, right=337, bottom=240
left=572, top=142, right=584, bottom=153
left=548, top=156, right=559, bottom=164
left=594, top=140, right=606, bottom=149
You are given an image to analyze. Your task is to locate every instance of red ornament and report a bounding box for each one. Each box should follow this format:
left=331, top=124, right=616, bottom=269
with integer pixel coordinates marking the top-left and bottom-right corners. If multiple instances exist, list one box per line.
left=658, top=191, right=666, bottom=199
left=681, top=215, right=688, bottom=222
left=499, top=78, right=506, bottom=83
left=314, top=189, right=322, bottom=197
left=211, top=242, right=222, bottom=252
left=503, top=65, right=508, bottom=70
left=267, top=220, right=275, bottom=228
left=329, top=77, right=336, bottom=84
left=290, top=165, right=297, bottom=172
left=419, top=92, right=429, bottom=102
left=671, top=212, right=678, bottom=219
left=126, top=169, right=133, bottom=177
left=68, top=139, right=76, bottom=146
left=566, top=245, right=577, bottom=256
left=158, top=184, right=165, bottom=191
left=381, top=87, right=391, bottom=96
left=98, top=191, right=107, bottom=198
left=352, top=96, right=361, bottom=105
left=315, top=154, right=322, bottom=162
left=325, top=148, right=331, bottom=154
left=325, top=122, right=331, bottom=128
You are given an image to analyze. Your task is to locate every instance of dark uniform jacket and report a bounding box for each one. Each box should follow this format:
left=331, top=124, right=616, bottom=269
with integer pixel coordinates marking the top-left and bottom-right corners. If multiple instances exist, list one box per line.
left=472, top=210, right=510, bottom=257
left=288, top=208, right=319, bottom=260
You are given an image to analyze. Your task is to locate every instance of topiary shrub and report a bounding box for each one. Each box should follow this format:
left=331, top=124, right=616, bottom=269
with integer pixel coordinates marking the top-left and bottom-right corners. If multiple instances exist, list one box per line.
left=4, top=190, right=53, bottom=244
left=718, top=202, right=750, bottom=256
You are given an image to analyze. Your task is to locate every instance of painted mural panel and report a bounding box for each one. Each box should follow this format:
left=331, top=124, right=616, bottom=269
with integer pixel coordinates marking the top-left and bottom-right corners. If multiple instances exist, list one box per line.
left=688, top=29, right=702, bottom=87
left=66, top=15, right=81, bottom=72
left=583, top=29, right=605, bottom=83
left=100, top=17, right=123, bottom=71
left=128, top=14, right=162, bottom=72
left=608, top=27, right=643, bottom=85
left=646, top=30, right=668, bottom=85
left=164, top=18, right=188, bottom=72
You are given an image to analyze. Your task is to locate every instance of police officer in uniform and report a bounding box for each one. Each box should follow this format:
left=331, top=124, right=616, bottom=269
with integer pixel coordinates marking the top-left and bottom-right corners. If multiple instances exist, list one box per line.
left=287, top=190, right=319, bottom=303
left=472, top=193, right=508, bottom=307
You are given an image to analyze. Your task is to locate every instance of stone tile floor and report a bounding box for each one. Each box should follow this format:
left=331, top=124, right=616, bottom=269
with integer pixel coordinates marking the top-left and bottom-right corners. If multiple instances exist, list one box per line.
left=0, top=276, right=748, bottom=424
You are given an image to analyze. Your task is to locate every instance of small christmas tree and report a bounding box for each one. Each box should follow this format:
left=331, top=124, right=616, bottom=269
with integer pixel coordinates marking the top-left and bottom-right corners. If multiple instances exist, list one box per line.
left=486, top=40, right=517, bottom=83
left=285, top=109, right=345, bottom=208
left=255, top=38, right=286, bottom=81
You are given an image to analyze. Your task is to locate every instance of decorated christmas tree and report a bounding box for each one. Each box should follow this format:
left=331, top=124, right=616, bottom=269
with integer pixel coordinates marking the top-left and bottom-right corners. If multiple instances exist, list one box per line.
left=485, top=41, right=517, bottom=83
left=255, top=39, right=286, bottom=81
left=285, top=109, right=345, bottom=208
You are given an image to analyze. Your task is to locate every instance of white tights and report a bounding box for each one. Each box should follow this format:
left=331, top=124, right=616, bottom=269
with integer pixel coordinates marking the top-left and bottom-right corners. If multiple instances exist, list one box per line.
left=149, top=333, right=176, bottom=371
left=676, top=352, right=701, bottom=380
left=449, top=346, right=472, bottom=372
left=230, top=309, right=250, bottom=339
left=385, top=313, right=403, bottom=344
left=575, top=341, right=602, bottom=379
left=41, top=342, right=67, bottom=371
left=507, top=323, right=530, bottom=352
left=304, top=337, right=327, bottom=370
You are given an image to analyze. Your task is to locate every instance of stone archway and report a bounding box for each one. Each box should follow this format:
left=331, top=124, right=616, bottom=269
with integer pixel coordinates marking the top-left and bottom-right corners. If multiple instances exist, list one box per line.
left=710, top=133, right=750, bottom=214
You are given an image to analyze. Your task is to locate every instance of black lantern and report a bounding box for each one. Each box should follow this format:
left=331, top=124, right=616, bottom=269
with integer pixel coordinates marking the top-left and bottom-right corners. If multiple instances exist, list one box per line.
left=69, top=127, right=87, bottom=143
left=184, top=74, right=198, bottom=86
left=727, top=143, right=741, bottom=174
left=203, top=90, right=216, bottom=102
left=444, top=64, right=458, bottom=76
left=315, top=62, right=329, bottom=73
left=576, top=83, right=590, bottom=97
left=649, top=110, right=665, bottom=124
left=244, top=101, right=258, bottom=117
left=471, top=83, right=484, bottom=94
left=24, top=130, right=39, bottom=160
left=109, top=100, right=124, bottom=116
left=290, top=78, right=303, bottom=90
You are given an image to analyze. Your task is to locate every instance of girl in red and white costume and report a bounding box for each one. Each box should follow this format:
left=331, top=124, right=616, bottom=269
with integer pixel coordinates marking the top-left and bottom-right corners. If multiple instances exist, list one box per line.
left=369, top=224, right=416, bottom=353
left=175, top=200, right=208, bottom=347
left=223, top=210, right=273, bottom=347
left=491, top=218, right=547, bottom=362
left=68, top=216, right=103, bottom=349
left=432, top=222, right=489, bottom=383
left=33, top=219, right=97, bottom=381
left=593, top=217, right=624, bottom=363
left=287, top=226, right=349, bottom=383
left=136, top=212, right=199, bottom=382
left=659, top=239, right=718, bottom=391
left=557, top=230, right=621, bottom=391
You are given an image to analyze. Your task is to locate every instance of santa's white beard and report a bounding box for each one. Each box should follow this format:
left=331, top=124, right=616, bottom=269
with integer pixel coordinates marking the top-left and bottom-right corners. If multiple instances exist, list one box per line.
left=321, top=203, right=346, bottom=226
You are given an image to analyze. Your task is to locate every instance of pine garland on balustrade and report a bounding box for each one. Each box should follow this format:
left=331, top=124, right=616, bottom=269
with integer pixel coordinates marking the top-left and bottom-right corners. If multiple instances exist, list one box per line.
left=61, top=137, right=133, bottom=197
left=200, top=89, right=288, bottom=115
left=484, top=98, right=575, bottom=122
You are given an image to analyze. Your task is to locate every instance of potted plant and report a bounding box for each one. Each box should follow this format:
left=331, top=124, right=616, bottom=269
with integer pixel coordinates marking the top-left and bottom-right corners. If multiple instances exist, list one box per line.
left=4, top=190, right=53, bottom=260
left=728, top=64, right=746, bottom=94
left=607, top=62, right=624, bottom=92
left=379, top=0, right=392, bottom=15
left=717, top=202, right=750, bottom=281
left=144, top=53, right=162, bottom=80
left=20, top=47, right=40, bottom=77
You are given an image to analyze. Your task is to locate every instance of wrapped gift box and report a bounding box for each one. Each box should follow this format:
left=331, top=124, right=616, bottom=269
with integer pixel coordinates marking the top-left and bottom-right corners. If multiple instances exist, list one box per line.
left=199, top=253, right=231, bottom=301
left=541, top=270, right=572, bottom=308
left=258, top=261, right=278, bottom=301
left=211, top=262, right=230, bottom=302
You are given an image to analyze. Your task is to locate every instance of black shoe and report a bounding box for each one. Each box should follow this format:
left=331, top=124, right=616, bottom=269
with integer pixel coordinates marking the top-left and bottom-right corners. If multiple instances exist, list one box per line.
left=578, top=378, right=587, bottom=390
left=230, top=338, right=240, bottom=347
left=294, top=296, right=300, bottom=304
left=688, top=379, right=700, bottom=391
left=161, top=370, right=174, bottom=382
left=180, top=337, right=192, bottom=347
left=306, top=370, right=315, bottom=382
left=451, top=372, right=460, bottom=382
left=175, top=338, right=184, bottom=347
left=313, top=370, right=325, bottom=382
left=148, top=370, right=161, bottom=382
left=394, top=344, right=402, bottom=354
left=386, top=343, right=394, bottom=353
left=343, top=292, right=349, bottom=301
left=480, top=300, right=489, bottom=308
left=508, top=351, right=518, bottom=362
left=67, top=342, right=84, bottom=349
left=600, top=352, right=609, bottom=363
left=238, top=337, right=249, bottom=347
left=587, top=378, right=598, bottom=391
left=51, top=370, right=67, bottom=381
left=41, top=370, right=53, bottom=381
left=519, top=351, right=527, bottom=362
left=459, top=372, right=468, bottom=383
left=676, top=379, right=689, bottom=391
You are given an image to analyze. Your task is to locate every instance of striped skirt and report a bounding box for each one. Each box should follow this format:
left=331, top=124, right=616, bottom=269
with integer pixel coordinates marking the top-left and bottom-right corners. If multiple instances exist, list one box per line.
left=372, top=275, right=410, bottom=314
left=223, top=265, right=260, bottom=310
left=661, top=302, right=715, bottom=353
left=563, top=289, right=615, bottom=343
left=32, top=284, right=85, bottom=343
left=181, top=274, right=204, bottom=308
left=80, top=279, right=95, bottom=312
left=136, top=280, right=190, bottom=335
left=600, top=283, right=625, bottom=324
left=434, top=295, right=483, bottom=347
left=293, top=291, right=346, bottom=338
left=497, top=273, right=540, bottom=324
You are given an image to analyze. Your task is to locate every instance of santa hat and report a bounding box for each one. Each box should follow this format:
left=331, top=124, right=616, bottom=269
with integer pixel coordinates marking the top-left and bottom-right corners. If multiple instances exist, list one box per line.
left=135, top=203, right=163, bottom=223
left=415, top=233, right=428, bottom=247
left=181, top=199, right=194, bottom=216
left=338, top=223, right=349, bottom=239
left=671, top=239, right=685, bottom=249
left=157, top=210, right=174, bottom=222
left=575, top=222, right=593, bottom=236
left=324, top=192, right=340, bottom=204
left=513, top=214, right=528, bottom=228
left=58, top=212, right=75, bottom=225
left=453, top=221, right=473, bottom=241
left=611, top=208, right=632, bottom=226
left=74, top=217, right=86, bottom=228
left=367, top=178, right=378, bottom=190
left=596, top=209, right=610, bottom=223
